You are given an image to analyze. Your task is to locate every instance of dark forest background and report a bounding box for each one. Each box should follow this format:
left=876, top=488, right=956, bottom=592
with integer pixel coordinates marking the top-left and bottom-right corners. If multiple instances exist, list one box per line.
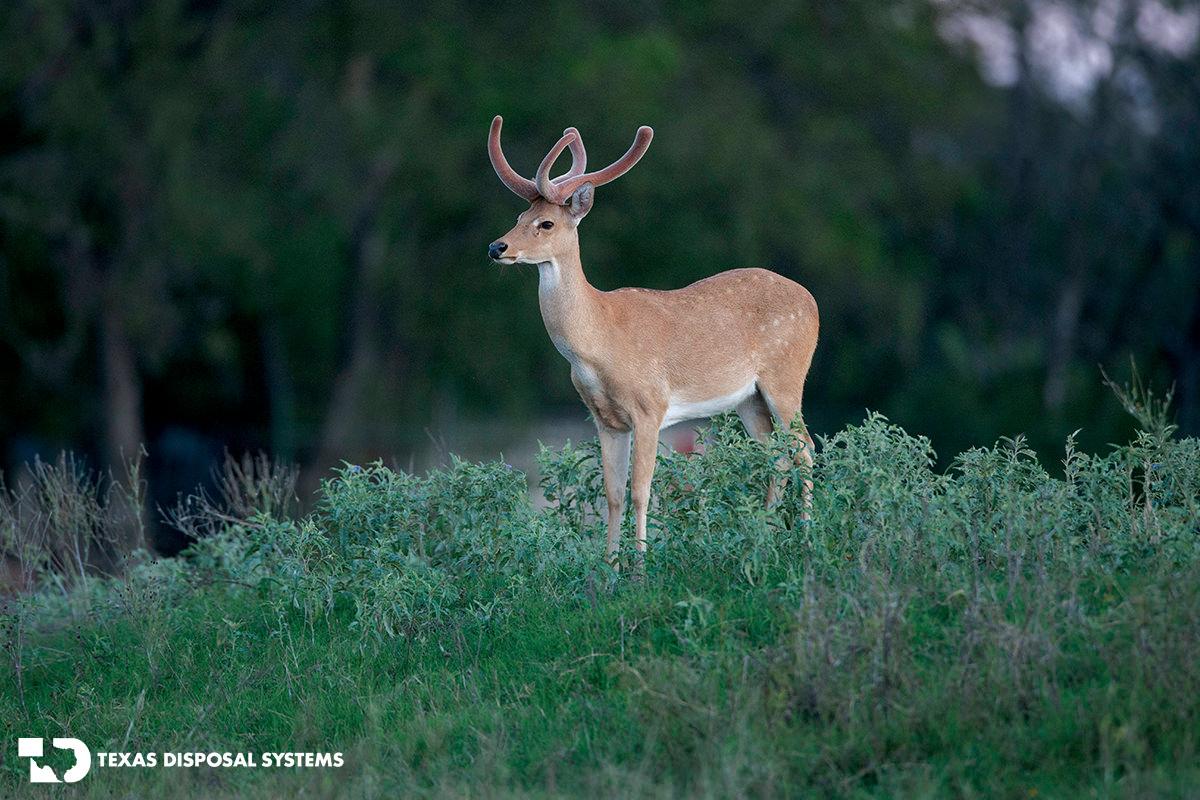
left=1, top=0, right=1198, bottom=550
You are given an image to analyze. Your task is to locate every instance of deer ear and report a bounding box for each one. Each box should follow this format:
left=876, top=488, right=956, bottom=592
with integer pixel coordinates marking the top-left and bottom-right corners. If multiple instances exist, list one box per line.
left=568, top=183, right=594, bottom=221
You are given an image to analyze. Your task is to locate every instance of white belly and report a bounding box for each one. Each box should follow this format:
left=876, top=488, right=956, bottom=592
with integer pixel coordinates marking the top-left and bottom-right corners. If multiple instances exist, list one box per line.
left=661, top=380, right=757, bottom=430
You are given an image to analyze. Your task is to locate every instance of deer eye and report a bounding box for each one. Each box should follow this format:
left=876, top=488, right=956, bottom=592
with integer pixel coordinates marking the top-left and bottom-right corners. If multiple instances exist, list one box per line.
left=538, top=220, right=554, bottom=230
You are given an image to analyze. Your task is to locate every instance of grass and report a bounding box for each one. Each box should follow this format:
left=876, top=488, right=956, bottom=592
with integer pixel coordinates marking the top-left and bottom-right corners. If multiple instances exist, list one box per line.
left=2, top=380, right=1199, bottom=797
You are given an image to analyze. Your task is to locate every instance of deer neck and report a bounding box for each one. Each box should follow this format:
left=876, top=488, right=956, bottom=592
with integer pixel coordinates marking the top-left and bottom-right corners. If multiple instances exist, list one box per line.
left=537, top=243, right=600, bottom=359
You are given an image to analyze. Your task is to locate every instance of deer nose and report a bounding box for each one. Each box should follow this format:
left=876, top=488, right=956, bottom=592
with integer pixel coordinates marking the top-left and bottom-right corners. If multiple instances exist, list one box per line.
left=488, top=241, right=508, bottom=260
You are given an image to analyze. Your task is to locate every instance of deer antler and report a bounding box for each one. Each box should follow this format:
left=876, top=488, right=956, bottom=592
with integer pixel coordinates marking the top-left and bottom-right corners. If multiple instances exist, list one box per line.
left=555, top=127, right=587, bottom=182
left=535, top=131, right=580, bottom=200
left=539, top=126, right=654, bottom=205
left=489, top=117, right=588, bottom=202
left=488, top=116, right=539, bottom=201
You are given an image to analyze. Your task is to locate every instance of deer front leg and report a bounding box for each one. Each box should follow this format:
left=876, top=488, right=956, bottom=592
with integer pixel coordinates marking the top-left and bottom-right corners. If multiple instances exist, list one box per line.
left=630, top=414, right=664, bottom=568
left=597, top=426, right=631, bottom=566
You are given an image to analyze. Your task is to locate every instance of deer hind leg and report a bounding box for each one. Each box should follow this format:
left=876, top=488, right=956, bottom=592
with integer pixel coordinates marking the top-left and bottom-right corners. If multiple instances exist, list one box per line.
left=737, top=391, right=784, bottom=506
left=757, top=384, right=814, bottom=517
left=597, top=426, right=631, bottom=568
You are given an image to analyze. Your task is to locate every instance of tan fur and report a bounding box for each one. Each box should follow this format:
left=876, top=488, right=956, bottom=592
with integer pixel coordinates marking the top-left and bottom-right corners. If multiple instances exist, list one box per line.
left=493, top=199, right=819, bottom=566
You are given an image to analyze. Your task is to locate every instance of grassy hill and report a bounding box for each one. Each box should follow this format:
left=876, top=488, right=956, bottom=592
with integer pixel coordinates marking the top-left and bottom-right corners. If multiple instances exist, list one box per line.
left=2, top=388, right=1199, bottom=797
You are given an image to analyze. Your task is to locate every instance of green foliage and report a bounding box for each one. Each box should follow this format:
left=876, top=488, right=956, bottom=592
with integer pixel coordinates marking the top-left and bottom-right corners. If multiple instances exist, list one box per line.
left=4, top=403, right=1200, bottom=796
left=320, top=462, right=431, bottom=556
left=3, top=0, right=1198, bottom=477
left=653, top=413, right=779, bottom=541
left=536, top=438, right=605, bottom=535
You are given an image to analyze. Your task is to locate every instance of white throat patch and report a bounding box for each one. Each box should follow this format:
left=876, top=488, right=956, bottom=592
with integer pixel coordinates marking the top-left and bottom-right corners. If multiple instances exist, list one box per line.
left=537, top=259, right=561, bottom=294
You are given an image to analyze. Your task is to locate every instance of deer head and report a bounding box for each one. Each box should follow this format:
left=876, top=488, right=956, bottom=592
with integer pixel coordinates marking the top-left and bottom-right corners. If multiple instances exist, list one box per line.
left=487, top=116, right=653, bottom=265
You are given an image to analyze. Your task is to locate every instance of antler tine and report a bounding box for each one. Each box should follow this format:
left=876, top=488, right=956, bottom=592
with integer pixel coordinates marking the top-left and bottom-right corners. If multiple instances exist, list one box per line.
left=553, top=127, right=587, bottom=183
left=535, top=131, right=579, bottom=200
left=488, top=116, right=540, bottom=201
left=544, top=126, right=654, bottom=204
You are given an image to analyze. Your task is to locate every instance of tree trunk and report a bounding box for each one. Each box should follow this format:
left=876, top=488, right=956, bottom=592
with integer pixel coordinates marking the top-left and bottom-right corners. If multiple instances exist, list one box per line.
left=305, top=156, right=399, bottom=494
left=261, top=318, right=298, bottom=462
left=1043, top=269, right=1084, bottom=412
left=1167, top=284, right=1200, bottom=437
left=99, top=301, right=144, bottom=471
left=306, top=219, right=389, bottom=495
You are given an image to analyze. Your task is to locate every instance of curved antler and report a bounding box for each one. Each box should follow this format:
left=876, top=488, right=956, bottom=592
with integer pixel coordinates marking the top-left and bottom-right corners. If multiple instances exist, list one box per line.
left=554, top=127, right=587, bottom=183
left=540, top=126, right=654, bottom=205
left=488, top=116, right=539, bottom=201
left=489, top=116, right=647, bottom=205
left=535, top=131, right=580, bottom=200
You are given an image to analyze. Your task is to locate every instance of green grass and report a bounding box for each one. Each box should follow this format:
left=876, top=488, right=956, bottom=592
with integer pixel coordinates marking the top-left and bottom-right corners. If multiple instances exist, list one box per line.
left=3, top=396, right=1200, bottom=797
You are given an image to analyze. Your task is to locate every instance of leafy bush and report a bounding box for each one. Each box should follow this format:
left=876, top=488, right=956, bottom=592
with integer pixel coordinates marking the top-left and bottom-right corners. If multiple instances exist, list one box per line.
left=536, top=438, right=605, bottom=535
left=3, top=380, right=1200, bottom=796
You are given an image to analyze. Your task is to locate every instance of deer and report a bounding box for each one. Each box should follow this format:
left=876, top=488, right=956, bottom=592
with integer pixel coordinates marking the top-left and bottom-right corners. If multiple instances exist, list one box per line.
left=486, top=116, right=819, bottom=567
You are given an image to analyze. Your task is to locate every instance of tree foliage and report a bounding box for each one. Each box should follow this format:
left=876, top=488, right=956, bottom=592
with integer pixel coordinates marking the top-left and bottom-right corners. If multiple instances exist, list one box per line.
left=0, top=0, right=1196, bottom=494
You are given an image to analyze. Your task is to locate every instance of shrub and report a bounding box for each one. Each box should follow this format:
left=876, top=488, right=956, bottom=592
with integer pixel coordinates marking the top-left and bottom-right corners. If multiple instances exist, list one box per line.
left=0, top=450, right=146, bottom=593
left=3, top=381, right=1200, bottom=796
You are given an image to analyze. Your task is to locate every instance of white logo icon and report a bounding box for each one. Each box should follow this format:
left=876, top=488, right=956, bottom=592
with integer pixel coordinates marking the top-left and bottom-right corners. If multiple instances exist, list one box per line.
left=17, top=737, right=92, bottom=783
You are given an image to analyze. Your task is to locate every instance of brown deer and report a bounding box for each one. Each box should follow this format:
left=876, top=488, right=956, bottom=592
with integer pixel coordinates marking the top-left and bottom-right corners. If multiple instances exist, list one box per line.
left=487, top=116, right=818, bottom=566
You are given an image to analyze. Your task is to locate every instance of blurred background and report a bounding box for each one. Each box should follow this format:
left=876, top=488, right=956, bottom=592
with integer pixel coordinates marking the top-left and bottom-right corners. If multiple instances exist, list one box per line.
left=1, top=0, right=1197, bottom=552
